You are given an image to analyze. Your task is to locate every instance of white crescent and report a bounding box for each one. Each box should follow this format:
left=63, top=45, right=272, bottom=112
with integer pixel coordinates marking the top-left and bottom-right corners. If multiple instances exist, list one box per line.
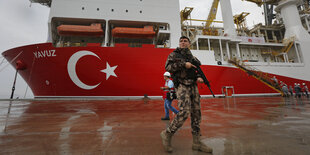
left=67, top=50, right=101, bottom=90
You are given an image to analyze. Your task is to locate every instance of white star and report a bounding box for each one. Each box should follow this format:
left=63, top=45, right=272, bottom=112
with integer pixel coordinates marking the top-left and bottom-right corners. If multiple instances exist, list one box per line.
left=101, top=62, right=118, bottom=80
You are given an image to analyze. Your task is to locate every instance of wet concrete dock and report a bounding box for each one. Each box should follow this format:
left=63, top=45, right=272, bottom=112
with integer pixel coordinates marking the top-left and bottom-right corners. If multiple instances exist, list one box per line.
left=1, top=97, right=310, bottom=154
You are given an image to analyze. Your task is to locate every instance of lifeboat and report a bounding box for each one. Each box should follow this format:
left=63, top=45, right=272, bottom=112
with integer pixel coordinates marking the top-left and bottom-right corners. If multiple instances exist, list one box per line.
left=57, top=23, right=104, bottom=37
left=112, top=26, right=156, bottom=39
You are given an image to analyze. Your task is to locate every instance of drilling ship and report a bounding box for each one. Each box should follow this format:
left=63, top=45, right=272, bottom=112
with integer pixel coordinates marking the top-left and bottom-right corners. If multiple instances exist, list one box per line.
left=2, top=0, right=310, bottom=98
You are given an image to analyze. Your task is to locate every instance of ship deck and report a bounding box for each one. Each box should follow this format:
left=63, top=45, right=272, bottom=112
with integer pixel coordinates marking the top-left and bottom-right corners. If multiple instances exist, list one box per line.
left=1, top=96, right=310, bottom=155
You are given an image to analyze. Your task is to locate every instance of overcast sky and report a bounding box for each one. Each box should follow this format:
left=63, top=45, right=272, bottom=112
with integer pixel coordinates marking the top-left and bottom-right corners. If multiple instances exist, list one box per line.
left=0, top=0, right=264, bottom=99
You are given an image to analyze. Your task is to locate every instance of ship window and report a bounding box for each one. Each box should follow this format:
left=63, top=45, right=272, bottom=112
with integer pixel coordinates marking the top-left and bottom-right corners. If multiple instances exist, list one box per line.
left=111, top=9, right=114, bottom=12
left=140, top=10, right=142, bottom=13
left=97, top=8, right=99, bottom=11
left=197, top=38, right=209, bottom=50
left=82, top=7, right=85, bottom=10
left=126, top=10, right=128, bottom=13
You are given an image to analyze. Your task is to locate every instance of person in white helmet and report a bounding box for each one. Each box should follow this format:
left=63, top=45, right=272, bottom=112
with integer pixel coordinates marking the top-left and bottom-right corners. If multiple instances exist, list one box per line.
left=271, top=76, right=279, bottom=86
left=302, top=83, right=309, bottom=98
left=294, top=83, right=301, bottom=98
left=289, top=85, right=293, bottom=96
left=281, top=83, right=289, bottom=97
left=160, top=72, right=179, bottom=120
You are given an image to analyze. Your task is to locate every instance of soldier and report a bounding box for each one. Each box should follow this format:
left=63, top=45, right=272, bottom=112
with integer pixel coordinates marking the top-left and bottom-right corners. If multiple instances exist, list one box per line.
left=160, top=36, right=213, bottom=153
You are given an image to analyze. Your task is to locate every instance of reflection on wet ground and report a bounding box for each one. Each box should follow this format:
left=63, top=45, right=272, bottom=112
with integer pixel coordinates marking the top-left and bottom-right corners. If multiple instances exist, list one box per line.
left=0, top=97, right=310, bottom=154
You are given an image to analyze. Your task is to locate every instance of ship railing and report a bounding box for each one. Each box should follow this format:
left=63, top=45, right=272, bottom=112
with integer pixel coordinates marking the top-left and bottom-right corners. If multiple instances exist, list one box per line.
left=228, top=58, right=284, bottom=96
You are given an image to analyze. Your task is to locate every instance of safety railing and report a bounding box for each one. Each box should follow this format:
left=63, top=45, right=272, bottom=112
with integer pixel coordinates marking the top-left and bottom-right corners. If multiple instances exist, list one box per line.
left=228, top=58, right=284, bottom=96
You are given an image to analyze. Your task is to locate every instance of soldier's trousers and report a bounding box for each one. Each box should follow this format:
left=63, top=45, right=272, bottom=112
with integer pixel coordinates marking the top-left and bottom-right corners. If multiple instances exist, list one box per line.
left=166, top=84, right=201, bottom=136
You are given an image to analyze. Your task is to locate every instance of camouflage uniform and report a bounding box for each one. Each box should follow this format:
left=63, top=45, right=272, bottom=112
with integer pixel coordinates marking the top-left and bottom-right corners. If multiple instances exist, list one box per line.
left=164, top=47, right=202, bottom=136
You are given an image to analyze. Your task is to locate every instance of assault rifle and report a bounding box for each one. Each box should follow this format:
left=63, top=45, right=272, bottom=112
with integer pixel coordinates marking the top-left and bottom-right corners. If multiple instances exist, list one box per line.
left=191, top=61, right=215, bottom=98
left=172, top=55, right=215, bottom=98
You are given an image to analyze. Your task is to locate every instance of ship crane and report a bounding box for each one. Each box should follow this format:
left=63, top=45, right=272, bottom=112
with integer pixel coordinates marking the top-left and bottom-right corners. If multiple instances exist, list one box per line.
left=303, top=0, right=310, bottom=13
left=180, top=0, right=221, bottom=38
left=242, top=0, right=264, bottom=6
left=205, top=0, right=220, bottom=28
left=180, top=7, right=194, bottom=24
left=203, top=0, right=220, bottom=35
left=233, top=12, right=250, bottom=34
left=180, top=0, right=220, bottom=26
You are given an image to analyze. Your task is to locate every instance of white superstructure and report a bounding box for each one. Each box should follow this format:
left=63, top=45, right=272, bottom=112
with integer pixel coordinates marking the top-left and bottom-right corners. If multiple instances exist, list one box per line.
left=45, top=0, right=181, bottom=48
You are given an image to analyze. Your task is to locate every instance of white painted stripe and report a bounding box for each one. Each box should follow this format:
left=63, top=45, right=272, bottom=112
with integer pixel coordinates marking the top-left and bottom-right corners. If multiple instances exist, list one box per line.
left=200, top=93, right=280, bottom=98
left=34, top=93, right=281, bottom=100
left=34, top=96, right=163, bottom=100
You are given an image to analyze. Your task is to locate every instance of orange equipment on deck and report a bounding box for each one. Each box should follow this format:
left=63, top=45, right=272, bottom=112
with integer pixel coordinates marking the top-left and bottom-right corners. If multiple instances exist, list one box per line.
left=112, top=26, right=156, bottom=39
left=57, top=23, right=104, bottom=37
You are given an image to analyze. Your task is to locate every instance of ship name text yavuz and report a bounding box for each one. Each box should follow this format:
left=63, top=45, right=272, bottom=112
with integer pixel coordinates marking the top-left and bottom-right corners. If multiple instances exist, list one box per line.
left=33, top=50, right=56, bottom=58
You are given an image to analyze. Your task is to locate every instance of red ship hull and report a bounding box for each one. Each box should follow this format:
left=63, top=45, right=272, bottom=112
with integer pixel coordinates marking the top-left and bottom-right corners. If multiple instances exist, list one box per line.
left=3, top=43, right=307, bottom=98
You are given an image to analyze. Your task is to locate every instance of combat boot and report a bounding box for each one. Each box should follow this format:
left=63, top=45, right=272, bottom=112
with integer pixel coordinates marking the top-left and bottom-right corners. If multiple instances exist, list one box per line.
left=160, top=130, right=173, bottom=153
left=192, top=134, right=213, bottom=153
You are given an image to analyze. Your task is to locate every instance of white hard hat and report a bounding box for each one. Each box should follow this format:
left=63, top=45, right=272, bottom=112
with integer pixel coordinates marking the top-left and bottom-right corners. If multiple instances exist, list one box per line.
left=163, top=72, right=171, bottom=77
left=303, top=83, right=305, bottom=85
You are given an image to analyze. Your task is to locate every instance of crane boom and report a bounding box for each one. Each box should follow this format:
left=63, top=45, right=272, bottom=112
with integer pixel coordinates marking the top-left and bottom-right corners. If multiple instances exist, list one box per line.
left=205, top=0, right=220, bottom=28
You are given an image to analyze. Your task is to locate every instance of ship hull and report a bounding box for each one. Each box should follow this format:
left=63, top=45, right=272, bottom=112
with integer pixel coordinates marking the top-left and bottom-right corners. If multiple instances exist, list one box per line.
left=2, top=43, right=309, bottom=98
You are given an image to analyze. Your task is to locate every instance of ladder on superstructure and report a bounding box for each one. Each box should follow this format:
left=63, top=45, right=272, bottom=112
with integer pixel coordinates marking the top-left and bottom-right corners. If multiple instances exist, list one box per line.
left=228, top=58, right=284, bottom=96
